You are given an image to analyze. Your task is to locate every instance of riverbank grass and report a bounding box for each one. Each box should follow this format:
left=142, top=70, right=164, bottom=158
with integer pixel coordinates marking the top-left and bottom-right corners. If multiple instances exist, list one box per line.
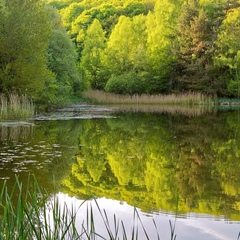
left=83, top=90, right=214, bottom=105
left=0, top=93, right=34, bottom=120
left=0, top=175, right=177, bottom=240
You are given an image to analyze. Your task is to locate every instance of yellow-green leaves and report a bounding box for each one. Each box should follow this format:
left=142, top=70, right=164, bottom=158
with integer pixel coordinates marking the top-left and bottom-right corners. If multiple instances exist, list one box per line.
left=215, top=7, right=240, bottom=70
left=80, top=19, right=106, bottom=89
left=0, top=0, right=51, bottom=100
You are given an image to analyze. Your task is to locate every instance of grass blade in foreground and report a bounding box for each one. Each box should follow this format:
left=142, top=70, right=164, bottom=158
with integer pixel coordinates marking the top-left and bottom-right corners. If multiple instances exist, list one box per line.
left=0, top=175, right=178, bottom=239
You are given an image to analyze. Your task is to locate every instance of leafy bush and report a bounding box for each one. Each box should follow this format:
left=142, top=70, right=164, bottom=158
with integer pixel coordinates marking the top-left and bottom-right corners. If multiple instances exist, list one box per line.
left=105, top=71, right=146, bottom=94
left=227, top=79, right=240, bottom=97
left=124, top=2, right=147, bottom=17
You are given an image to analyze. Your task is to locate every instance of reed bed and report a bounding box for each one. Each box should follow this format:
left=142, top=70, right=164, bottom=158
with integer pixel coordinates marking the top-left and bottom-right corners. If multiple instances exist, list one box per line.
left=0, top=93, right=34, bottom=120
left=0, top=175, right=177, bottom=240
left=83, top=90, right=214, bottom=106
left=112, top=104, right=216, bottom=116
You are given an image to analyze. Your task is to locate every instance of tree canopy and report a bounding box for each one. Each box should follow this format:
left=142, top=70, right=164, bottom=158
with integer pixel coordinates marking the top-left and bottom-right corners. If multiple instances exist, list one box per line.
left=52, top=0, right=240, bottom=97
left=0, top=0, right=81, bottom=105
left=0, top=0, right=51, bottom=100
left=1, top=0, right=240, bottom=104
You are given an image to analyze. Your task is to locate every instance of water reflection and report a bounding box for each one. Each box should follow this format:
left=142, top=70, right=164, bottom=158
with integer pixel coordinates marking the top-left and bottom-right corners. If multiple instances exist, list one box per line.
left=62, top=111, right=240, bottom=221
left=0, top=107, right=240, bottom=239
left=112, top=104, right=217, bottom=116
left=0, top=120, right=79, bottom=189
left=0, top=122, right=34, bottom=141
left=49, top=193, right=240, bottom=240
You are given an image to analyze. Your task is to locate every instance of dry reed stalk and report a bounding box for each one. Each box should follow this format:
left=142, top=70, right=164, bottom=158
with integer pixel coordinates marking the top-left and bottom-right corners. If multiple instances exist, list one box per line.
left=0, top=93, right=35, bottom=120
left=83, top=90, right=213, bottom=105
left=0, top=94, right=8, bottom=118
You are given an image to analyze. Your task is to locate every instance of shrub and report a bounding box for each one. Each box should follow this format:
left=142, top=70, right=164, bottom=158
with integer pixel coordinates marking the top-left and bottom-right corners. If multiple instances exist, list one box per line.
left=105, top=71, right=146, bottom=95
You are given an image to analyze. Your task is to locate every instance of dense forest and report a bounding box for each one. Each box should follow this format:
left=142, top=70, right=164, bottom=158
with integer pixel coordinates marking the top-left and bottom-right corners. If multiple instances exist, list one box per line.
left=1, top=0, right=240, bottom=105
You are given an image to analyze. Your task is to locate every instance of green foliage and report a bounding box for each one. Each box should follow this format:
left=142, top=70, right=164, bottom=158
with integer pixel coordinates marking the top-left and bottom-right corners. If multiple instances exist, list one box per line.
left=0, top=0, right=51, bottom=100
left=71, top=4, right=117, bottom=41
left=47, top=29, right=81, bottom=98
left=45, top=0, right=71, bottom=10
left=227, top=79, right=240, bottom=97
left=55, top=0, right=240, bottom=97
left=104, top=15, right=147, bottom=77
left=0, top=1, right=84, bottom=106
left=43, top=8, right=81, bottom=105
left=145, top=0, right=180, bottom=92
left=70, top=5, right=116, bottom=59
left=173, top=2, right=216, bottom=93
left=146, top=0, right=179, bottom=69
left=105, top=71, right=146, bottom=94
left=2, top=0, right=240, bottom=100
left=80, top=19, right=106, bottom=90
left=214, top=7, right=240, bottom=97
left=59, top=2, right=85, bottom=31
left=124, top=1, right=147, bottom=17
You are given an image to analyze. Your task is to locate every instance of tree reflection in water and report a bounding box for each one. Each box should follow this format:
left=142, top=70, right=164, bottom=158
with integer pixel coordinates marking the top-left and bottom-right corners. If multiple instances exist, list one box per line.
left=0, top=107, right=240, bottom=239
left=62, top=110, right=240, bottom=221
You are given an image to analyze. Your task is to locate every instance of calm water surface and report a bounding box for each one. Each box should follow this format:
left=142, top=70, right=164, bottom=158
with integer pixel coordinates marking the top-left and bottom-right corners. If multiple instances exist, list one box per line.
left=0, top=104, right=240, bottom=239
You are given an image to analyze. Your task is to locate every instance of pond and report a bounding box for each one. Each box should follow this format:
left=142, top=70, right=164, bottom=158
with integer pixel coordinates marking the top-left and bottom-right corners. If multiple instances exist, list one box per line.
left=0, top=104, right=240, bottom=239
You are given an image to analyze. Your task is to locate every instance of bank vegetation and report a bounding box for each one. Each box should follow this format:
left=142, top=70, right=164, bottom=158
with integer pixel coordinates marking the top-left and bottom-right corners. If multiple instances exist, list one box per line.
left=1, top=0, right=240, bottom=109
left=0, top=175, right=176, bottom=240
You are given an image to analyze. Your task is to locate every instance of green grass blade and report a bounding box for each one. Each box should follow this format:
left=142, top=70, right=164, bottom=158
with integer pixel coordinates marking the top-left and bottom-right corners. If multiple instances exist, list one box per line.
left=133, top=207, right=150, bottom=240
left=169, top=219, right=177, bottom=240
left=93, top=198, right=115, bottom=239
left=121, top=220, right=128, bottom=240
left=152, top=218, right=161, bottom=240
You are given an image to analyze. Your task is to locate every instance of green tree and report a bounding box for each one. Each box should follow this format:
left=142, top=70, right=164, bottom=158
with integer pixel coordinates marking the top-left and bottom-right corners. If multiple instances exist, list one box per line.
left=45, top=0, right=71, bottom=10
left=71, top=5, right=116, bottom=40
left=104, top=16, right=134, bottom=75
left=131, top=14, right=148, bottom=72
left=80, top=19, right=106, bottom=89
left=104, top=15, right=147, bottom=77
left=124, top=1, right=147, bottom=17
left=214, top=7, right=240, bottom=97
left=145, top=0, right=180, bottom=93
left=43, top=8, right=81, bottom=104
left=70, top=5, right=117, bottom=59
left=59, top=2, right=85, bottom=31
left=173, top=0, right=240, bottom=95
left=46, top=30, right=81, bottom=102
left=0, top=0, right=51, bottom=100
left=173, top=1, right=216, bottom=93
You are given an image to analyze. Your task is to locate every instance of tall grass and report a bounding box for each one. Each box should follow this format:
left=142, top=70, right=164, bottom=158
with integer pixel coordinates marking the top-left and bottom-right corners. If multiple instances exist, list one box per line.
left=0, top=175, right=80, bottom=240
left=0, top=175, right=177, bottom=240
left=0, top=93, right=34, bottom=120
left=83, top=90, right=214, bottom=106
